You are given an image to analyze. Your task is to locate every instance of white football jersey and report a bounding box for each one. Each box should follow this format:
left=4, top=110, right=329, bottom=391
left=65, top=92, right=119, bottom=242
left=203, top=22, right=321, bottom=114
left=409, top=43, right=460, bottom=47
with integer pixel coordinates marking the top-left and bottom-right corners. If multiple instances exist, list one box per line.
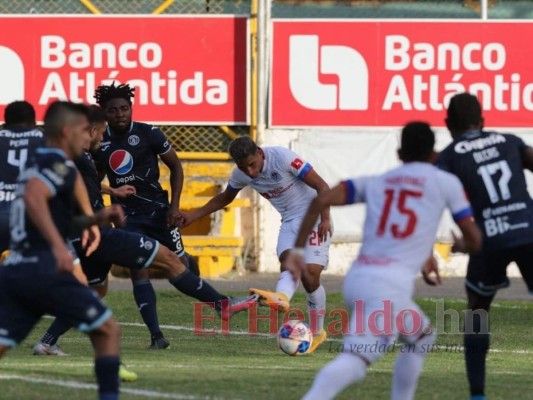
left=228, top=147, right=317, bottom=221
left=344, top=162, right=472, bottom=294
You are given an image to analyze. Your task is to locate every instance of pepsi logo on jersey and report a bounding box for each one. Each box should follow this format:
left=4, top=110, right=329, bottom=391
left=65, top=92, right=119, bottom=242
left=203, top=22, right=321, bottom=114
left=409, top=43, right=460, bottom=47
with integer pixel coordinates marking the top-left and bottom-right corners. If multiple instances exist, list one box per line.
left=109, top=150, right=134, bottom=175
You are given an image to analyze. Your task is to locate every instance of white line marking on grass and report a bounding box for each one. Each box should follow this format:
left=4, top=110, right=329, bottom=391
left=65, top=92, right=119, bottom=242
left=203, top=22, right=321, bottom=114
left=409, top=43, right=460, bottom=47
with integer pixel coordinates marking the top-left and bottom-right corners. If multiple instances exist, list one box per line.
left=0, top=374, right=223, bottom=399
left=119, top=322, right=533, bottom=355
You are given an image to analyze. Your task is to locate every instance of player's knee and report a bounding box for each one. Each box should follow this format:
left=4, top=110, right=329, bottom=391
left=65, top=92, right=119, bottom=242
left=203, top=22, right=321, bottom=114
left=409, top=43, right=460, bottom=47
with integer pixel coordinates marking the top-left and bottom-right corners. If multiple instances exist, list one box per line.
left=409, top=328, right=437, bottom=356
left=93, top=282, right=108, bottom=298
left=301, top=266, right=322, bottom=293
left=130, top=267, right=150, bottom=281
left=156, top=246, right=185, bottom=277
left=97, top=317, right=120, bottom=340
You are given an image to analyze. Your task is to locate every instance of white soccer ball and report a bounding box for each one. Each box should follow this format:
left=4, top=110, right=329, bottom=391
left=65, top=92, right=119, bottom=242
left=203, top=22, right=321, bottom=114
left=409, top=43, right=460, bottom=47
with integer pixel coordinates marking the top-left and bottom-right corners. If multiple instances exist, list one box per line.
left=277, top=320, right=313, bottom=356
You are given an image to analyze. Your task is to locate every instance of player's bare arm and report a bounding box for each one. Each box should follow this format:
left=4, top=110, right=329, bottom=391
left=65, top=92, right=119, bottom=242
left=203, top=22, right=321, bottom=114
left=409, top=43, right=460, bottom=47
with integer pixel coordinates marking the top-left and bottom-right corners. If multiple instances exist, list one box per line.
left=295, top=183, right=346, bottom=249
left=160, top=146, right=184, bottom=228
left=287, top=183, right=346, bottom=278
left=422, top=254, right=441, bottom=286
left=101, top=183, right=136, bottom=198
left=451, top=218, right=482, bottom=254
left=301, top=169, right=332, bottom=240
left=24, top=178, right=74, bottom=274
left=74, top=170, right=101, bottom=255
left=179, top=187, right=240, bottom=228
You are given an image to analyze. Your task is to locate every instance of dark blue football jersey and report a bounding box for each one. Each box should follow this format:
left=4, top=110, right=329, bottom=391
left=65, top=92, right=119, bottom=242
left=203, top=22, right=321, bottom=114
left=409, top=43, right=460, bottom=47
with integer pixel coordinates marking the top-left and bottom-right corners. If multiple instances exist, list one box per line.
left=75, top=150, right=104, bottom=211
left=438, top=130, right=533, bottom=249
left=0, top=128, right=45, bottom=204
left=10, top=148, right=77, bottom=252
left=94, top=122, right=171, bottom=215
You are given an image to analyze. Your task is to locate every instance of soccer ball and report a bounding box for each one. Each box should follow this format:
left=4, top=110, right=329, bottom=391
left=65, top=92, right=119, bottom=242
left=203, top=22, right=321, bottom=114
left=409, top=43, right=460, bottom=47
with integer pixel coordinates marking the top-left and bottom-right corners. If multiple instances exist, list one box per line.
left=277, top=320, right=313, bottom=356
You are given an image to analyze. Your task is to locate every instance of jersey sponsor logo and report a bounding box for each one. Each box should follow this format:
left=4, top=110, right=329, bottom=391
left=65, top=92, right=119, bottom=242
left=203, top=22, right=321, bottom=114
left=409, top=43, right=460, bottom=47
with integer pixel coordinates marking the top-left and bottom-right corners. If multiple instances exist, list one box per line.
left=291, top=158, right=303, bottom=169
left=454, top=134, right=506, bottom=154
left=0, top=190, right=16, bottom=202
left=128, top=135, right=140, bottom=146
left=115, top=174, right=135, bottom=184
left=109, top=149, right=134, bottom=175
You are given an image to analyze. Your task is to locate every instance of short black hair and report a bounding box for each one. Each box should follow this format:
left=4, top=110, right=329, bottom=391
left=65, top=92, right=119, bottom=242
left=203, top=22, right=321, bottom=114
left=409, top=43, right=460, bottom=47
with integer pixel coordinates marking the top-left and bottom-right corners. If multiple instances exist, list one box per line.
left=87, top=105, right=107, bottom=125
left=228, top=136, right=259, bottom=164
left=94, top=82, right=135, bottom=107
left=4, top=100, right=35, bottom=126
left=400, top=121, right=435, bottom=162
left=447, top=92, right=482, bottom=132
left=43, top=101, right=89, bottom=140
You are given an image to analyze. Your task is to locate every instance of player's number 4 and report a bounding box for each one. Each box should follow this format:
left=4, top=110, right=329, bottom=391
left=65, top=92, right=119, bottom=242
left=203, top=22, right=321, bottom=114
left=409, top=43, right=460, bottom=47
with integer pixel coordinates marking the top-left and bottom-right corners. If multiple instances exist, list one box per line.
left=8, top=148, right=28, bottom=173
left=377, top=189, right=422, bottom=239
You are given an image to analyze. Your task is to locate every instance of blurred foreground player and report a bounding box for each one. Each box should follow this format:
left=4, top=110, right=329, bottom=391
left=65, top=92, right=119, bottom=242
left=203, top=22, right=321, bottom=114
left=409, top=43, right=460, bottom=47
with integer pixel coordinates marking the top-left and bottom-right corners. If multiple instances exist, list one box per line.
left=0, top=101, right=125, bottom=400
left=294, top=122, right=481, bottom=400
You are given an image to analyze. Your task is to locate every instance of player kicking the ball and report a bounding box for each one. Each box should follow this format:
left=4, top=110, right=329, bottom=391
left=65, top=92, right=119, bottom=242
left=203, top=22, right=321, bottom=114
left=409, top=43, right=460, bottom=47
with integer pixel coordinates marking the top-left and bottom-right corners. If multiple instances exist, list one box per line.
left=293, top=122, right=481, bottom=400
left=179, top=136, right=332, bottom=353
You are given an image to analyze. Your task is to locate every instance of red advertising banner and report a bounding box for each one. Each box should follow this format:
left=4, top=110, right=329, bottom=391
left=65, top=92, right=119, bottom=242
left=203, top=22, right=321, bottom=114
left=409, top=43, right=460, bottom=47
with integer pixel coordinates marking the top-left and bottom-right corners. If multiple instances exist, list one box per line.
left=271, top=20, right=533, bottom=127
left=0, top=16, right=248, bottom=124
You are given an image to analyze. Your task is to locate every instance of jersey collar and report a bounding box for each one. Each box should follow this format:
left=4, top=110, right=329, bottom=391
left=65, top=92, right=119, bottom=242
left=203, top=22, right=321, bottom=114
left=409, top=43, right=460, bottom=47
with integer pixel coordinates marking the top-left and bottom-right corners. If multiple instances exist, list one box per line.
left=106, top=122, right=134, bottom=136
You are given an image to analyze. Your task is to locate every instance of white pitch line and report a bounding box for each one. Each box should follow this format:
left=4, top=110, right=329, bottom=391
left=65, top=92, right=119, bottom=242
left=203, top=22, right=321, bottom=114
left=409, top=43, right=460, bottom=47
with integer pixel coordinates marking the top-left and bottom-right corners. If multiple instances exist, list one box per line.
left=0, top=374, right=223, bottom=400
left=118, top=322, right=533, bottom=355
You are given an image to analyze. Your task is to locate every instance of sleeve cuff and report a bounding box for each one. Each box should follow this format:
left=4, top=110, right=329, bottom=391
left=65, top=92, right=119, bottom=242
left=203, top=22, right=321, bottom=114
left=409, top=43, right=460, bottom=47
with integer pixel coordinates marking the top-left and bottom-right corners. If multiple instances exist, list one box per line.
left=452, top=206, right=473, bottom=222
left=342, top=180, right=356, bottom=205
left=297, top=163, right=312, bottom=179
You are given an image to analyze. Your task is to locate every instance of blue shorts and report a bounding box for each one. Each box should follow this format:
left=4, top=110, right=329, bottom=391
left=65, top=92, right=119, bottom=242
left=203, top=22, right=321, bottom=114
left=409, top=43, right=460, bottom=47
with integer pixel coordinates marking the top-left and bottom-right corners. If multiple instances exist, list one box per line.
left=466, top=242, right=533, bottom=297
left=0, top=250, right=112, bottom=347
left=124, top=209, right=185, bottom=257
left=72, top=226, right=159, bottom=286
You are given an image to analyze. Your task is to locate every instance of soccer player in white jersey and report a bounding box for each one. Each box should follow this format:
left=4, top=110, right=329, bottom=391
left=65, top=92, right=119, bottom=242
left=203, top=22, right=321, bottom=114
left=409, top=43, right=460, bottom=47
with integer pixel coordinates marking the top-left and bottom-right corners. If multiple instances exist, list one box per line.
left=178, top=136, right=332, bottom=352
left=290, top=122, right=482, bottom=400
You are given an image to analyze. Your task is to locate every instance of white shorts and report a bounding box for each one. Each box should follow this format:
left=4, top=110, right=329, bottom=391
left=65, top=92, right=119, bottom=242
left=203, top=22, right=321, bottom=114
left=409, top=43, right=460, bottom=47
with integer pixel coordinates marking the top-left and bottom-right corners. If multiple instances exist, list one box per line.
left=340, top=268, right=431, bottom=364
left=276, top=218, right=331, bottom=268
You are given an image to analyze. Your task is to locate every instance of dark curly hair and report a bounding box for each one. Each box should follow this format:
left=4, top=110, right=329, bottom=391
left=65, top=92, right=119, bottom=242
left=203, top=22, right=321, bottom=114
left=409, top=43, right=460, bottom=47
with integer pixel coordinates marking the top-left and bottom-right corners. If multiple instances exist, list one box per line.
left=94, top=82, right=135, bottom=107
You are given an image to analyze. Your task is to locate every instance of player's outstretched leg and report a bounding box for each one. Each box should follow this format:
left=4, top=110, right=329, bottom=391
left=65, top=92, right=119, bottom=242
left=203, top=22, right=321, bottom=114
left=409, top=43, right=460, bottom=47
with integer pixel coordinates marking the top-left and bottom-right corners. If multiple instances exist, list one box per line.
left=464, top=288, right=492, bottom=400
left=301, top=263, right=327, bottom=354
left=130, top=269, right=169, bottom=350
left=249, top=250, right=298, bottom=313
left=150, top=246, right=258, bottom=320
left=302, top=353, right=367, bottom=400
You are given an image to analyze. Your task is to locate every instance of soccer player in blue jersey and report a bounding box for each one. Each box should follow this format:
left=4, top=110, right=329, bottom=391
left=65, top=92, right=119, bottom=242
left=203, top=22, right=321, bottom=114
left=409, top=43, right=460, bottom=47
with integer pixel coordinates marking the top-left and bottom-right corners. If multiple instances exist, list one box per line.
left=438, top=93, right=533, bottom=400
left=35, top=105, right=255, bottom=358
left=0, top=101, right=44, bottom=253
left=93, top=83, right=257, bottom=348
left=0, top=101, right=124, bottom=400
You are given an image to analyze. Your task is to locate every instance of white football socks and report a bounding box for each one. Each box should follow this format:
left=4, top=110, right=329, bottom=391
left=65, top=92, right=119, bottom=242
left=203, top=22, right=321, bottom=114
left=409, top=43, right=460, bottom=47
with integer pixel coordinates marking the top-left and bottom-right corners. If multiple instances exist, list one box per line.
left=391, top=332, right=435, bottom=400
left=275, top=270, right=298, bottom=300
left=302, top=353, right=367, bottom=400
left=306, top=285, right=326, bottom=334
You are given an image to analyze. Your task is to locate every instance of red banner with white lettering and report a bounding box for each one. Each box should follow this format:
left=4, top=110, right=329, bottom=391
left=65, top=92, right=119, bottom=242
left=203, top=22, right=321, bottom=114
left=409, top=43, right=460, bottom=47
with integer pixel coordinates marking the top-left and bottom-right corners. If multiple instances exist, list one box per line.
left=271, top=20, right=533, bottom=127
left=0, top=16, right=248, bottom=124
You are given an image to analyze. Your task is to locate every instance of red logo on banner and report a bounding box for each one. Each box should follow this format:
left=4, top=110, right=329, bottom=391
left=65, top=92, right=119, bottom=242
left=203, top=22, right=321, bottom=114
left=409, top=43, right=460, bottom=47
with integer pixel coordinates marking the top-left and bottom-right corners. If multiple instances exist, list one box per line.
left=0, top=16, right=248, bottom=124
left=271, top=21, right=533, bottom=127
